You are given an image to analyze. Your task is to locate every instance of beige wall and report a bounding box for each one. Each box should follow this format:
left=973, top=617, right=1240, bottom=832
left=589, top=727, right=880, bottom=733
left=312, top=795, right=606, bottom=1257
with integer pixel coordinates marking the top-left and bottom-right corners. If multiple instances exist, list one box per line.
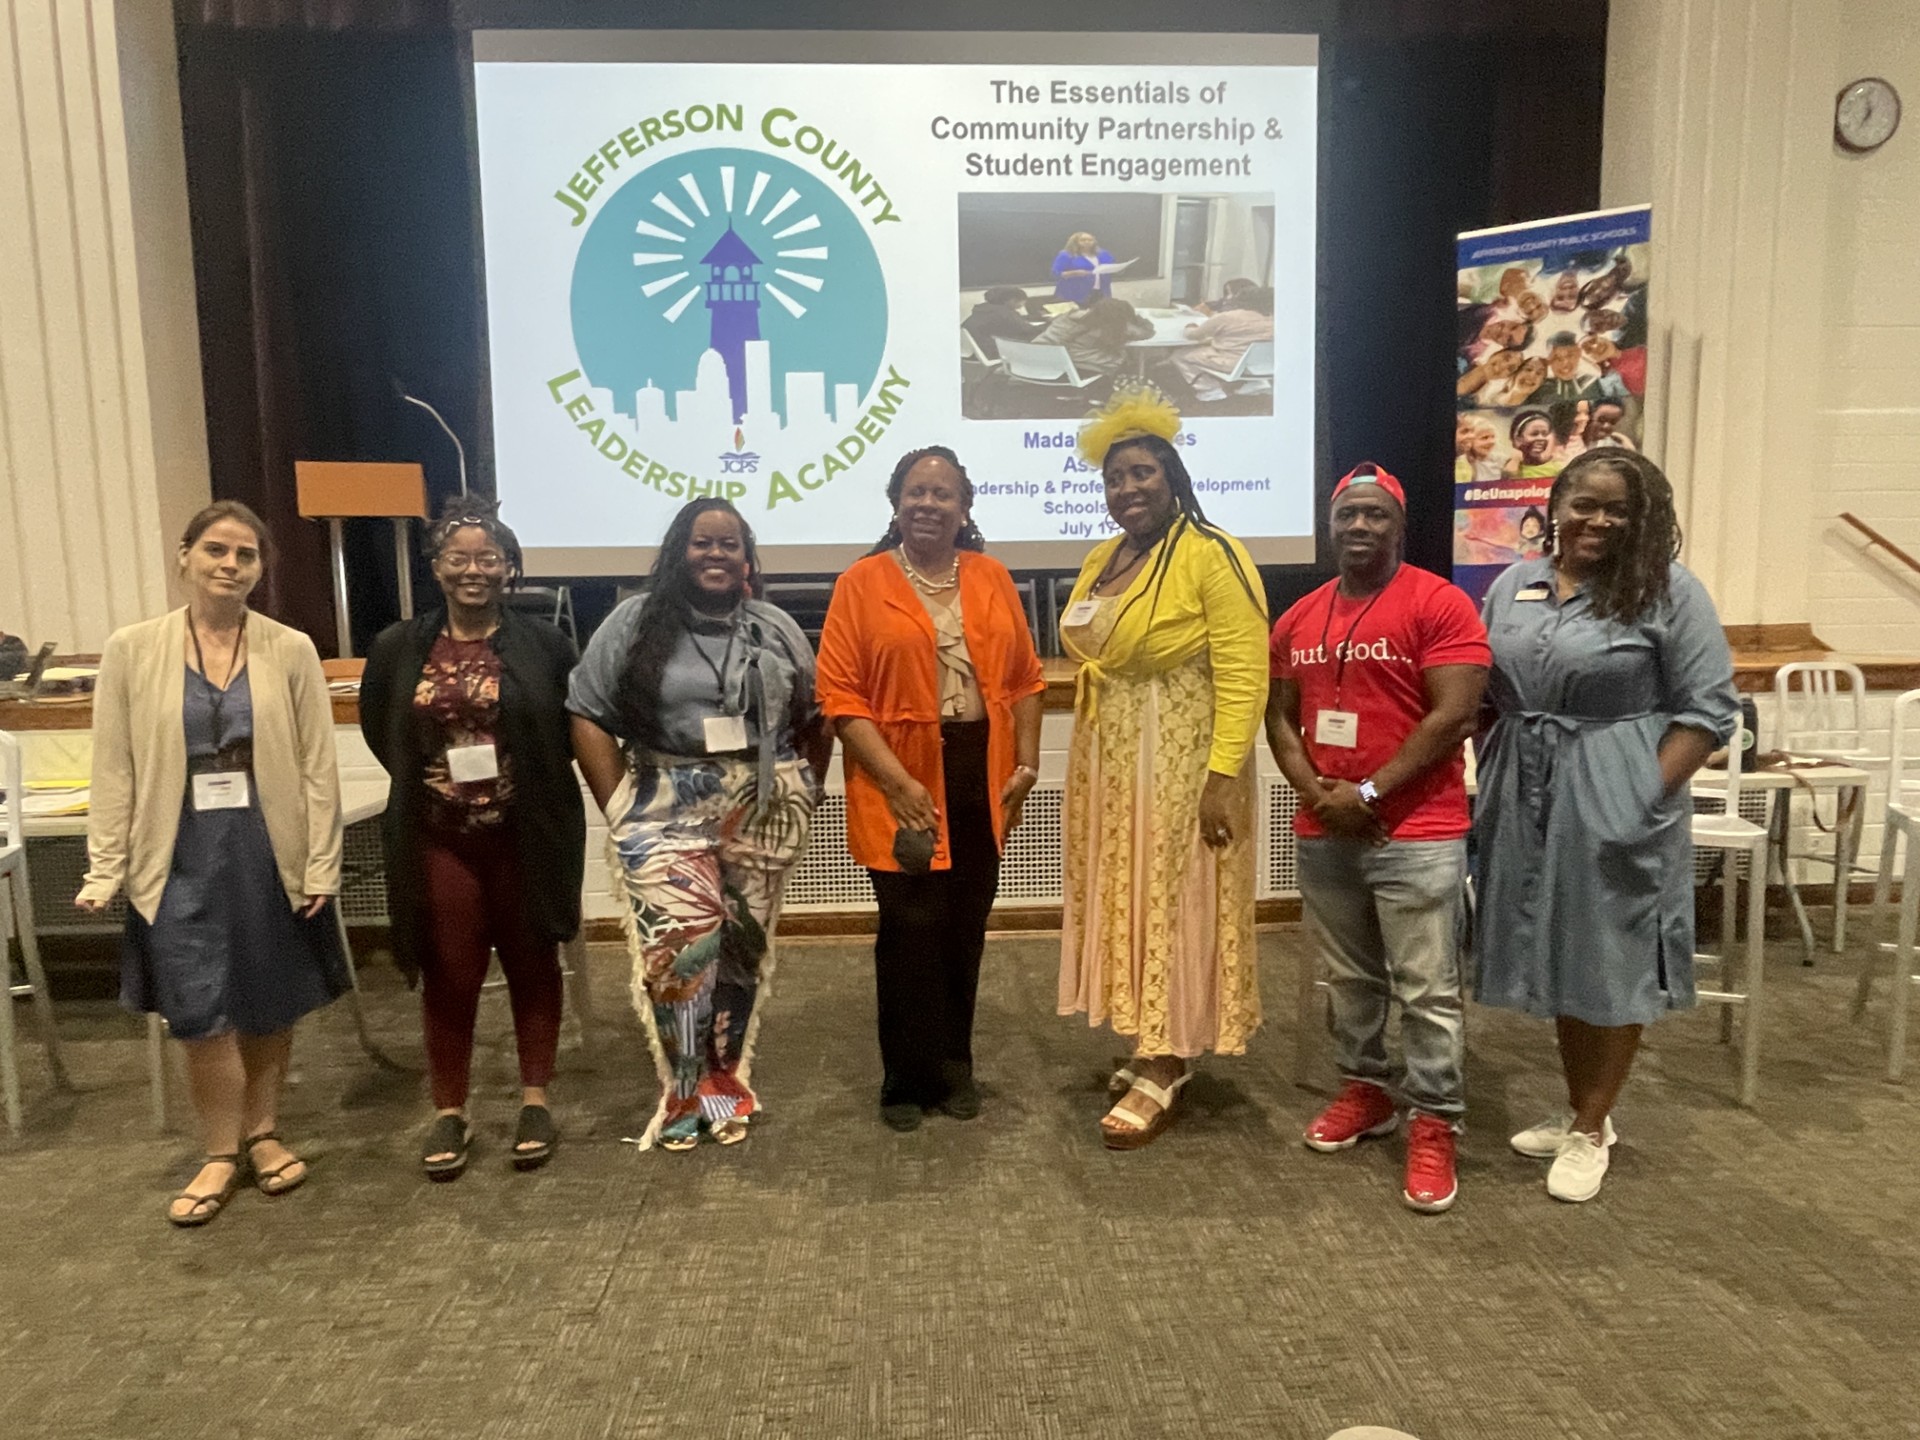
left=1604, top=0, right=1919, bottom=651
left=0, top=0, right=209, bottom=654
left=1814, top=0, right=1920, bottom=654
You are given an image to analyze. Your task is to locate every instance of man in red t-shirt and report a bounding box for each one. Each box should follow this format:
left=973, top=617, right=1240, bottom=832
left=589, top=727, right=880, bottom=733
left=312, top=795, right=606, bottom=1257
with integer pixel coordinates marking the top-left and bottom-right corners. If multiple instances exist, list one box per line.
left=1265, top=464, right=1489, bottom=1214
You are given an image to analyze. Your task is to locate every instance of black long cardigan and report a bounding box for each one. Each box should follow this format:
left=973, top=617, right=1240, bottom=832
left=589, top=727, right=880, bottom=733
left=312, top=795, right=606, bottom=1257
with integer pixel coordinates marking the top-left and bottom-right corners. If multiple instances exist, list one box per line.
left=358, top=608, right=585, bottom=980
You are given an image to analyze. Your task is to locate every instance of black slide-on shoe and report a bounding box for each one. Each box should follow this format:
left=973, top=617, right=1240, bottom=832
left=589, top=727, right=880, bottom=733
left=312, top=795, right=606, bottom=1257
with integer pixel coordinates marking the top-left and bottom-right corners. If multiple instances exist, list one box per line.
left=938, top=1078, right=982, bottom=1121
left=881, top=1101, right=923, bottom=1133
left=422, top=1114, right=473, bottom=1181
left=511, top=1104, right=557, bottom=1171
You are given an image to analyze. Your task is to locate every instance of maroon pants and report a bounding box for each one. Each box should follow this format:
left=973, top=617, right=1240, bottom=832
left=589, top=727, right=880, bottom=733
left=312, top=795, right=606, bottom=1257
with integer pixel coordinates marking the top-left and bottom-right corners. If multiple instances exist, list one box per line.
left=419, top=825, right=562, bottom=1110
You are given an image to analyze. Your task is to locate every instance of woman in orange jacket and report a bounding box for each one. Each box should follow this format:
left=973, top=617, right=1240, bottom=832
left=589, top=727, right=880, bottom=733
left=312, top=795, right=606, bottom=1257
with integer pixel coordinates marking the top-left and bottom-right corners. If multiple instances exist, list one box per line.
left=815, top=447, right=1046, bottom=1131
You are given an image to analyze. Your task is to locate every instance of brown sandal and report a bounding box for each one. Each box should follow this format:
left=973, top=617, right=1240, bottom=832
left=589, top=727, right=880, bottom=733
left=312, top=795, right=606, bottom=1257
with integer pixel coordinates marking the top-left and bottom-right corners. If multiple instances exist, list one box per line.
left=167, top=1154, right=243, bottom=1227
left=1100, top=1072, right=1190, bottom=1152
left=245, top=1131, right=308, bottom=1197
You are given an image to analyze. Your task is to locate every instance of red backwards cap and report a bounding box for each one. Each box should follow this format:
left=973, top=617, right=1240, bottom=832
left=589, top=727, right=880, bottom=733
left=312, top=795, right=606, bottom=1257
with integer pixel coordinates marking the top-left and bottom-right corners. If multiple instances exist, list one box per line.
left=1331, top=463, right=1406, bottom=512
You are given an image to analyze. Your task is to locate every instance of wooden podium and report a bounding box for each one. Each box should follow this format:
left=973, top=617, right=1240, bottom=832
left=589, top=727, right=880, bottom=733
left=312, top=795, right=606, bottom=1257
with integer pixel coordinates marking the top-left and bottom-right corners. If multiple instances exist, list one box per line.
left=295, top=461, right=429, bottom=658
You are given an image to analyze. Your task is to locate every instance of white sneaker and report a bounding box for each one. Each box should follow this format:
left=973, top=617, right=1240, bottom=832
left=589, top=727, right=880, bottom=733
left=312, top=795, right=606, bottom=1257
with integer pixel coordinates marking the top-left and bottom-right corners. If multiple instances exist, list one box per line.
left=1510, top=1111, right=1617, bottom=1159
left=1546, top=1130, right=1611, bottom=1202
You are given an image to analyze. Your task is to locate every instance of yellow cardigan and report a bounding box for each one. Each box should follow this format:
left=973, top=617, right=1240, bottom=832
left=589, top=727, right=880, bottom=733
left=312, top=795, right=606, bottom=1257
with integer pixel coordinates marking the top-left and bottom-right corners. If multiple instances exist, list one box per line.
left=1063, top=520, right=1271, bottom=775
left=80, top=608, right=342, bottom=920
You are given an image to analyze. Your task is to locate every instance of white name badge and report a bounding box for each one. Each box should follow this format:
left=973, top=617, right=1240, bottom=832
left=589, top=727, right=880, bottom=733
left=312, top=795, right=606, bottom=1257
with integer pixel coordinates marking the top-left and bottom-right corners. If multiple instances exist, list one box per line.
left=703, top=714, right=749, bottom=753
left=192, top=771, right=251, bottom=811
left=1314, top=710, right=1360, bottom=749
left=446, top=743, right=500, bottom=784
left=1061, top=600, right=1100, bottom=628
left=1515, top=585, right=1551, bottom=602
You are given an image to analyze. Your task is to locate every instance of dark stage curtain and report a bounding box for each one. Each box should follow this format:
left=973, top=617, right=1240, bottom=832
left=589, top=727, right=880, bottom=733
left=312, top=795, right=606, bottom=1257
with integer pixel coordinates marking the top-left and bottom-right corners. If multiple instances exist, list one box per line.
left=178, top=22, right=476, bottom=653
left=179, top=0, right=448, bottom=28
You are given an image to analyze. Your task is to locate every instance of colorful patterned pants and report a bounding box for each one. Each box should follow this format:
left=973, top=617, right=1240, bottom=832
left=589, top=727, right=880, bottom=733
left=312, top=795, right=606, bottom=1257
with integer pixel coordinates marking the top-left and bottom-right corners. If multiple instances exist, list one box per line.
left=607, top=755, right=813, bottom=1148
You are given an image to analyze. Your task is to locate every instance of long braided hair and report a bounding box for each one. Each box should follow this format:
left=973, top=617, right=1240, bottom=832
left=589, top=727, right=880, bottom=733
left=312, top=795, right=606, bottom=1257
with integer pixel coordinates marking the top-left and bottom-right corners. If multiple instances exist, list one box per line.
left=867, top=446, right=987, bottom=555
left=1098, top=434, right=1263, bottom=632
left=1548, top=447, right=1681, bottom=623
left=424, top=494, right=524, bottom=588
left=615, top=498, right=766, bottom=741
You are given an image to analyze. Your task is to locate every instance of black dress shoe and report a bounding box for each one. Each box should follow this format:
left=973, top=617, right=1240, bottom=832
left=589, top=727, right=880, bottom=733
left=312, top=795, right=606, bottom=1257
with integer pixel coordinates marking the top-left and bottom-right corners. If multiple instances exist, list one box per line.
left=938, top=1078, right=982, bottom=1121
left=881, top=1101, right=924, bottom=1132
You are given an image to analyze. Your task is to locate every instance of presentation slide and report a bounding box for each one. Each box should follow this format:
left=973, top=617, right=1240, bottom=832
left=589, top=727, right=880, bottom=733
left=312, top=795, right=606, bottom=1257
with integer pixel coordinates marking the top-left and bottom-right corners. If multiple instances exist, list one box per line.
left=472, top=31, right=1319, bottom=574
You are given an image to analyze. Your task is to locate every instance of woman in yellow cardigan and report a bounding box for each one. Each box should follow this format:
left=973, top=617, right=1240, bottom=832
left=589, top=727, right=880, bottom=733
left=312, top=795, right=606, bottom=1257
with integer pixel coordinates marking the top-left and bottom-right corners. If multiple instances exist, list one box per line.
left=1057, top=389, right=1270, bottom=1149
left=79, top=503, right=347, bottom=1225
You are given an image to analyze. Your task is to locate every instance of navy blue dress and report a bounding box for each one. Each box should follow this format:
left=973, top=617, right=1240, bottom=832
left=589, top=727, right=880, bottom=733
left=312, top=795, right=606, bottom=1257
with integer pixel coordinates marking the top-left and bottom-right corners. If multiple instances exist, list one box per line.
left=121, top=667, right=350, bottom=1039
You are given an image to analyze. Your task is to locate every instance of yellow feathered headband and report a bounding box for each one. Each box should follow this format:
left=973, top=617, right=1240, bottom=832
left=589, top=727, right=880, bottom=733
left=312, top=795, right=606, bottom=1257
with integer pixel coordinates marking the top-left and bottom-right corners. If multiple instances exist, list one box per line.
left=1075, top=384, right=1182, bottom=467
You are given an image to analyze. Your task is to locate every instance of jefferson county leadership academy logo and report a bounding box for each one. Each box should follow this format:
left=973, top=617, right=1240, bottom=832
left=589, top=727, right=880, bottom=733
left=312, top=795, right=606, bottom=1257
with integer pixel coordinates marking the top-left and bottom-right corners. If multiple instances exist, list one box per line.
left=556, top=143, right=898, bottom=512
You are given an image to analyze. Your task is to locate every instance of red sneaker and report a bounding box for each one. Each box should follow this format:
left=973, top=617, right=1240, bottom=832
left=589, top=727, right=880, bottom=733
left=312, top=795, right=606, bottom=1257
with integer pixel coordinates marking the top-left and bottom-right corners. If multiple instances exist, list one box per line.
left=1403, top=1112, right=1459, bottom=1214
left=1303, top=1080, right=1398, bottom=1152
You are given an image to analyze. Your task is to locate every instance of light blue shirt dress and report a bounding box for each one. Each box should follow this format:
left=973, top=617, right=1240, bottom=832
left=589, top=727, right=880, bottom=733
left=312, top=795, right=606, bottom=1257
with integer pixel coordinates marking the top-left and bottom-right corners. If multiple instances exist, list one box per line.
left=1472, top=558, right=1739, bottom=1026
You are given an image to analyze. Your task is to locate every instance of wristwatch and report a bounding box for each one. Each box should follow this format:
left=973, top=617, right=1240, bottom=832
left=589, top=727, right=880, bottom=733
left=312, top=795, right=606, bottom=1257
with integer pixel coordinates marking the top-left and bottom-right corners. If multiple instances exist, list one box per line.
left=1356, top=778, right=1381, bottom=809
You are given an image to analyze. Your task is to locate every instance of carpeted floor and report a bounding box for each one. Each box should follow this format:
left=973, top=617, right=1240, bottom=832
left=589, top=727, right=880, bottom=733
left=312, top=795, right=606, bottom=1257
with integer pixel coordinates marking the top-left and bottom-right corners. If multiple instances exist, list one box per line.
left=2, top=923, right=1917, bottom=1440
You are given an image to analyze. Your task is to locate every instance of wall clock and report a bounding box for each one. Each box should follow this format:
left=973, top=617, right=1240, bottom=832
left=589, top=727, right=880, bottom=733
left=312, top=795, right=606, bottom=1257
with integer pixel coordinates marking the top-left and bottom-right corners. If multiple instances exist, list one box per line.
left=1836, top=77, right=1901, bottom=153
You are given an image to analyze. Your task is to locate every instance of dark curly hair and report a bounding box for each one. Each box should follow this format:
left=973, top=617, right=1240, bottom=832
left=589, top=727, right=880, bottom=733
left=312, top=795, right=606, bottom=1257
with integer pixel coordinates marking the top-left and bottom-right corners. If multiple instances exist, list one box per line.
left=615, top=498, right=770, bottom=743
left=1096, top=433, right=1262, bottom=630
left=867, top=446, right=987, bottom=555
left=1548, top=448, right=1681, bottom=624
left=424, top=494, right=523, bottom=588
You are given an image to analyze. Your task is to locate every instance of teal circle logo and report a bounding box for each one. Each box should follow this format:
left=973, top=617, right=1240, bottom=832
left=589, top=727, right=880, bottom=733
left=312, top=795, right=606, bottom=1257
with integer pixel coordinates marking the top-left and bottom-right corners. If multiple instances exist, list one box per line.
left=569, top=145, right=888, bottom=448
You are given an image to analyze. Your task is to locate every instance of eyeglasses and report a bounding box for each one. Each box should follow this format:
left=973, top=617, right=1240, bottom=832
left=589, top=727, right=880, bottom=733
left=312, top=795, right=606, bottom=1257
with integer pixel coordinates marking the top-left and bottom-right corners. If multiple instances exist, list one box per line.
left=440, top=553, right=507, bottom=573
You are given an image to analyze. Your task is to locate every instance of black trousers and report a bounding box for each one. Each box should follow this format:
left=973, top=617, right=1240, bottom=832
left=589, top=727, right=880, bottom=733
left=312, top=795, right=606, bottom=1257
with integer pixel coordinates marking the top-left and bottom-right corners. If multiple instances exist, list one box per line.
left=868, top=720, right=1002, bottom=1106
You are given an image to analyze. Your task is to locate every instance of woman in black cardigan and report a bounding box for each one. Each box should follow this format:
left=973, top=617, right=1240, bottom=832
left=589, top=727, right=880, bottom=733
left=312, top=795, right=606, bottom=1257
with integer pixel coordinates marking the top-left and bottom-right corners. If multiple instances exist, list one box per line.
left=360, top=499, right=585, bottom=1179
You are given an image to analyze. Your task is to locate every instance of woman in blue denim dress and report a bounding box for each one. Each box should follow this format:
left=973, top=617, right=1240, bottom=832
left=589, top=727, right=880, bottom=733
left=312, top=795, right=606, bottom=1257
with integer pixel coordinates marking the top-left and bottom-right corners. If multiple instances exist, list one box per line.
left=1473, top=450, right=1738, bottom=1204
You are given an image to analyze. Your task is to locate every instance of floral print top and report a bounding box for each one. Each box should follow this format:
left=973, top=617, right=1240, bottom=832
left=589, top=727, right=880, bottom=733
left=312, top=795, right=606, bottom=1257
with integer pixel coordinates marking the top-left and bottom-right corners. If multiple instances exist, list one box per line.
left=413, top=632, right=514, bottom=833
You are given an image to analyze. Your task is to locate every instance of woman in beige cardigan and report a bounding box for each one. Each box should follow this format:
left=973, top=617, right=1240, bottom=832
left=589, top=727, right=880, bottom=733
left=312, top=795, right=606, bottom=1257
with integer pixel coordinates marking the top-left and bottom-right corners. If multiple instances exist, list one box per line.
left=79, top=502, right=348, bottom=1226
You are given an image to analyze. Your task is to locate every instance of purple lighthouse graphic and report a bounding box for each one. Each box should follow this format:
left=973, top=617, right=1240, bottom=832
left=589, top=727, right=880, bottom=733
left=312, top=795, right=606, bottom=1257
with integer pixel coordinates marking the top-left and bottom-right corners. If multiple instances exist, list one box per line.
left=701, top=227, right=762, bottom=424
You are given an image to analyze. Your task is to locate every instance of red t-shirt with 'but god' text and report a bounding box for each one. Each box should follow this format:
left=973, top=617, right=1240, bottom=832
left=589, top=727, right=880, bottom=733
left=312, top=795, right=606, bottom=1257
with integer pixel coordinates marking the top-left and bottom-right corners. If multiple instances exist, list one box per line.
left=1270, top=564, right=1489, bottom=840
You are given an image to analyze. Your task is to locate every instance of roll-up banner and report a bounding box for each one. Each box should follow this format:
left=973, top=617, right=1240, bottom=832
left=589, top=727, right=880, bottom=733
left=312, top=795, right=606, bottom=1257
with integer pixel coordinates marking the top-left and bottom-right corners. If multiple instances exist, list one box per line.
left=1452, top=205, right=1652, bottom=603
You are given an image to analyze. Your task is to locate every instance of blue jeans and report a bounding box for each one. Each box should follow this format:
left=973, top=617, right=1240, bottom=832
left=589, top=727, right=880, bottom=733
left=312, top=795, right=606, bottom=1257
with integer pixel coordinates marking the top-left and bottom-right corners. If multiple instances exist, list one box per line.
left=1297, top=837, right=1468, bottom=1119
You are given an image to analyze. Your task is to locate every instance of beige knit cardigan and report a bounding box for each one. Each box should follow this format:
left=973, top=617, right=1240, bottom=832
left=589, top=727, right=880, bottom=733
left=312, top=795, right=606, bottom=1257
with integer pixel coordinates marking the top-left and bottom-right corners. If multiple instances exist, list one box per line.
left=79, top=608, right=342, bottom=919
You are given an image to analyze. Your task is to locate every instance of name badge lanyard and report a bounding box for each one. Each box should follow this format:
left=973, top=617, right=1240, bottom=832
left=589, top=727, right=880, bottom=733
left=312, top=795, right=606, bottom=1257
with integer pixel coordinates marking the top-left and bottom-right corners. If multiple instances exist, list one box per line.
left=1317, top=586, right=1385, bottom=709
left=691, top=621, right=741, bottom=716
left=187, top=611, right=247, bottom=759
left=440, top=623, right=503, bottom=783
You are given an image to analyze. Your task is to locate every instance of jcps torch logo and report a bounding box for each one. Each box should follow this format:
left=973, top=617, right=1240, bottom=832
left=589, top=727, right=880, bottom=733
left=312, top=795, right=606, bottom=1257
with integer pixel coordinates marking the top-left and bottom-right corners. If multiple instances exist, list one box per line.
left=563, top=145, right=892, bottom=507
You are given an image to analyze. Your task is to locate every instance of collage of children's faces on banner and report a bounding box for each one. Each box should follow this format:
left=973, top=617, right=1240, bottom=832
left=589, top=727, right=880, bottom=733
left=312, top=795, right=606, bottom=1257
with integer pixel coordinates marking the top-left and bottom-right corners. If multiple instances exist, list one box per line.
left=1452, top=206, right=1653, bottom=602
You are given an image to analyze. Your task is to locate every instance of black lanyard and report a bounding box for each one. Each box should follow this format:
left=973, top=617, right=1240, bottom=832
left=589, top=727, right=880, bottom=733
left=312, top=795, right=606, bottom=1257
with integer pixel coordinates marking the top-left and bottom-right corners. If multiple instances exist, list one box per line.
left=1092, top=524, right=1170, bottom=595
left=1317, top=580, right=1388, bottom=705
left=689, top=621, right=739, bottom=716
left=187, top=611, right=246, bottom=747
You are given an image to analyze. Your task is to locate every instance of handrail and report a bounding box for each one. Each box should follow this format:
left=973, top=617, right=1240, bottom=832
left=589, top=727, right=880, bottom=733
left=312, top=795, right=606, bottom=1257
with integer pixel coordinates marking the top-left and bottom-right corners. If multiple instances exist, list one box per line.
left=1839, top=512, right=1920, bottom=579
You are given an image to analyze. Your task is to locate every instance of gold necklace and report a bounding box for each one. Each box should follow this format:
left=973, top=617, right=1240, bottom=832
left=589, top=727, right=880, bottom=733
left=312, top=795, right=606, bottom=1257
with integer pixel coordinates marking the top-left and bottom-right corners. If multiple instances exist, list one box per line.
left=898, top=549, right=959, bottom=594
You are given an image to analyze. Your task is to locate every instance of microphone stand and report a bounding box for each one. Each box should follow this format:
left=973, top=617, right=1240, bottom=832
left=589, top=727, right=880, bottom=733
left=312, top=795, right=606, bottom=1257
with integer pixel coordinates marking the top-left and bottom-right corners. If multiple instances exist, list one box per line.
left=399, top=389, right=467, bottom=496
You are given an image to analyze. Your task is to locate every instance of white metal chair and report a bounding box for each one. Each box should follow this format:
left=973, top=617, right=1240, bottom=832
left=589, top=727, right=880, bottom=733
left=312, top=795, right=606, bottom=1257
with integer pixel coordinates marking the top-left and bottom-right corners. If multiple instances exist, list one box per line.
left=1195, top=338, right=1276, bottom=395
left=1858, top=687, right=1920, bottom=1079
left=996, top=340, right=1104, bottom=395
left=959, top=327, right=1004, bottom=372
left=1690, top=720, right=1771, bottom=1106
left=1772, top=660, right=1887, bottom=952
left=0, top=730, right=71, bottom=1132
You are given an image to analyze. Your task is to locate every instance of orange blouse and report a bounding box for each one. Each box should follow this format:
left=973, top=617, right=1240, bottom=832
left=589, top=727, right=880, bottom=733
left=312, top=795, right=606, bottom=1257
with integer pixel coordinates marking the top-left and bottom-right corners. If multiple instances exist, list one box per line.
left=816, top=551, right=1046, bottom=871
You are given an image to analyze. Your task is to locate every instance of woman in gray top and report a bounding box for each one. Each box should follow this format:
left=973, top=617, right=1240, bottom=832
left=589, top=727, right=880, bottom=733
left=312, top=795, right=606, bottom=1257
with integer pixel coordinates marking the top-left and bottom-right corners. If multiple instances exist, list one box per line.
left=569, top=499, right=830, bottom=1151
left=1473, top=450, right=1737, bottom=1204
left=1035, top=297, right=1154, bottom=379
